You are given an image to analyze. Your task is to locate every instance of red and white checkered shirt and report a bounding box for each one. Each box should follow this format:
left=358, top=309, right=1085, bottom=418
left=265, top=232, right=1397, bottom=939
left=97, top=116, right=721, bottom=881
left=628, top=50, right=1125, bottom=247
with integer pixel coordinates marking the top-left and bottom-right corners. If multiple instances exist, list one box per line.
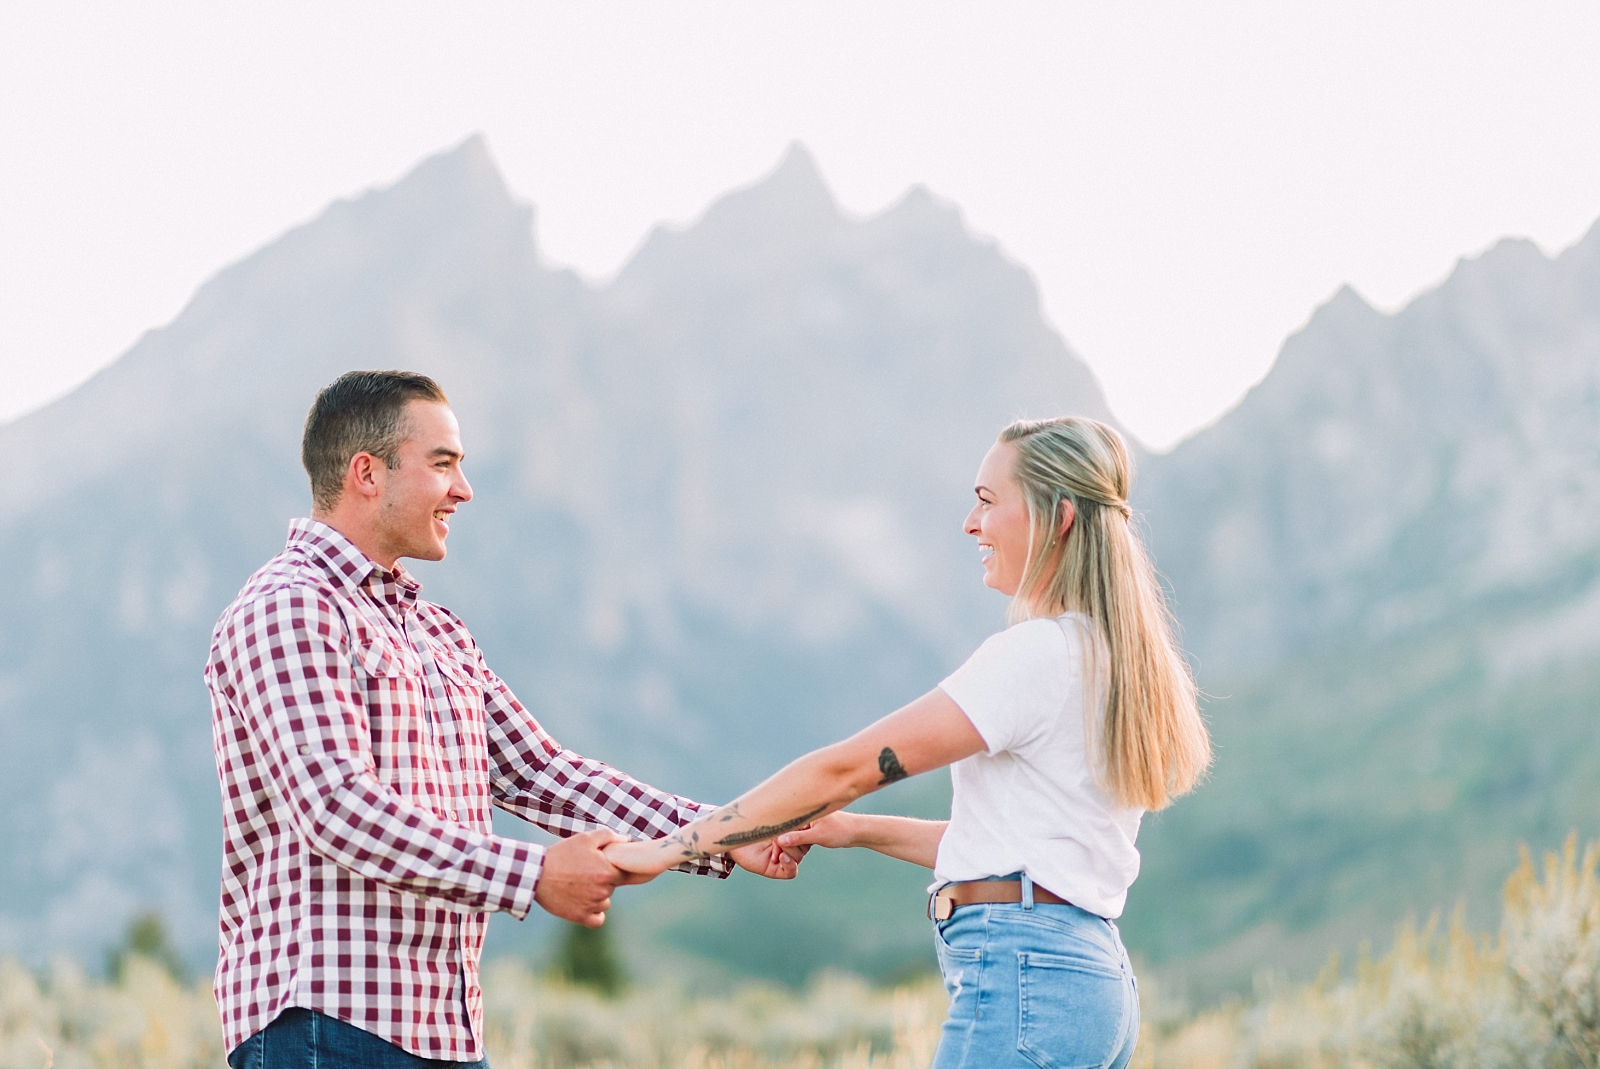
left=206, top=519, right=729, bottom=1060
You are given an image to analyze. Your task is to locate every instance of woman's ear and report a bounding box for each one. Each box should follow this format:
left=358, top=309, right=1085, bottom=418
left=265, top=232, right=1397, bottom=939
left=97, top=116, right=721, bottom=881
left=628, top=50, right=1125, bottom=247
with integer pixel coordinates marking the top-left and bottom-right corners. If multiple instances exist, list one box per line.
left=1059, top=499, right=1076, bottom=536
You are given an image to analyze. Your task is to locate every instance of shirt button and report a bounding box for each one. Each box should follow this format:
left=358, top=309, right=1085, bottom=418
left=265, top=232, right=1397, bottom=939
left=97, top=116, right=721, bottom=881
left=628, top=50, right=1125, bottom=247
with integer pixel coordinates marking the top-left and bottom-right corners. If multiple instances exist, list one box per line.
left=450, top=810, right=459, bottom=820
left=299, top=745, right=311, bottom=756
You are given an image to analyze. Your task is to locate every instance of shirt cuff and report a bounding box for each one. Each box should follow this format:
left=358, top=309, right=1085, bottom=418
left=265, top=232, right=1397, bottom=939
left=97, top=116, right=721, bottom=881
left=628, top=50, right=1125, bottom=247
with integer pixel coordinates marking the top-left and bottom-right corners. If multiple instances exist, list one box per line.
left=671, top=853, right=735, bottom=879
left=674, top=800, right=734, bottom=878
left=504, top=842, right=545, bottom=920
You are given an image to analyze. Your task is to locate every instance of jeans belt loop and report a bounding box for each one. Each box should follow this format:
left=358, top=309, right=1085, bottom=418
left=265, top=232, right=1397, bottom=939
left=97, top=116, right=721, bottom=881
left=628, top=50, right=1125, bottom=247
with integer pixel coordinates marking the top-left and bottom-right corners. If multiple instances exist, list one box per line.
left=1021, top=872, right=1035, bottom=911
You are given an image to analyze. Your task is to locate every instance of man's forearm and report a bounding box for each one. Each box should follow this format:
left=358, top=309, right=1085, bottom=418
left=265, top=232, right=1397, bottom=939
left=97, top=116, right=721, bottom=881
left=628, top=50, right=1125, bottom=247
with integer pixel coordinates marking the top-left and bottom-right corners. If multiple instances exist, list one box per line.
left=294, top=774, right=543, bottom=917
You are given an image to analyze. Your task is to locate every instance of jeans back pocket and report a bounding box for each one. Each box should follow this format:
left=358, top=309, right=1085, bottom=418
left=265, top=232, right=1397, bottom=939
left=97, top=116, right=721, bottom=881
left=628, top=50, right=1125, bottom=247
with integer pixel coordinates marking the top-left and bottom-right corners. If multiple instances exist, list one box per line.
left=1015, top=950, right=1135, bottom=1069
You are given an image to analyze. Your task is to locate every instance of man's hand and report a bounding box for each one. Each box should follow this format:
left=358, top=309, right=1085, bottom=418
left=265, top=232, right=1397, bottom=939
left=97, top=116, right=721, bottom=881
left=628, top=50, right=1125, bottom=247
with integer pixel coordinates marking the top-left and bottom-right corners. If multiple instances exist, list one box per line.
left=729, top=839, right=806, bottom=879
left=535, top=828, right=639, bottom=928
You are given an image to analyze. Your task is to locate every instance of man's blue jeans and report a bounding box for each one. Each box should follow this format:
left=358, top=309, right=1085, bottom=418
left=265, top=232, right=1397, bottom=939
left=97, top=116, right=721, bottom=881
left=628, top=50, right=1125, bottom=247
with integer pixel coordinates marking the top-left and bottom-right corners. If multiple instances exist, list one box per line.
left=931, top=878, right=1140, bottom=1069
left=227, top=1008, right=490, bottom=1069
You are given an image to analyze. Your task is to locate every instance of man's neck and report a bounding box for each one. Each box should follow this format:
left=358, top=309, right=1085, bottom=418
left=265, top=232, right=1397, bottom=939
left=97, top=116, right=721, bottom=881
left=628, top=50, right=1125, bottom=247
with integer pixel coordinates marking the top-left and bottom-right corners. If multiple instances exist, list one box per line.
left=311, top=509, right=400, bottom=570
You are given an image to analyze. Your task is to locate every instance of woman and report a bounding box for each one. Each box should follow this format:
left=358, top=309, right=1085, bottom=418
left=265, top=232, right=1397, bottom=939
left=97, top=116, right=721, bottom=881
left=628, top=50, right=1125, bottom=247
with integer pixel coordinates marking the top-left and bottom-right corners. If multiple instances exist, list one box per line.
left=606, top=416, right=1211, bottom=1069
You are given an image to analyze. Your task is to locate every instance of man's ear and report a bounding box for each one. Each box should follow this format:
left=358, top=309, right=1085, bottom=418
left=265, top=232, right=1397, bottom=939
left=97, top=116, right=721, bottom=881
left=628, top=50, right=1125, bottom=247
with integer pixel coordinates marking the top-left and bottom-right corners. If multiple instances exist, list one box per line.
left=345, top=452, right=386, bottom=502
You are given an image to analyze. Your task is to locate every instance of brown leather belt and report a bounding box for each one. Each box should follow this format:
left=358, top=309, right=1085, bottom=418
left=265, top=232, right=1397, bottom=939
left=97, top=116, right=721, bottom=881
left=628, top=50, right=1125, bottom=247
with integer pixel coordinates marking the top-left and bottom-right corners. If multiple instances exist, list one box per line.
left=929, top=879, right=1071, bottom=921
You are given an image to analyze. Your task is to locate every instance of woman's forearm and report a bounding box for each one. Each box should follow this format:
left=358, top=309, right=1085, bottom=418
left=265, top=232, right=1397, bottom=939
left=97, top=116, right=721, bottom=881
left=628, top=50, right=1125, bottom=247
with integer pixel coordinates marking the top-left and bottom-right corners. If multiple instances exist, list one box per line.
left=649, top=745, right=873, bottom=867
left=820, top=813, right=947, bottom=868
left=608, top=688, right=984, bottom=874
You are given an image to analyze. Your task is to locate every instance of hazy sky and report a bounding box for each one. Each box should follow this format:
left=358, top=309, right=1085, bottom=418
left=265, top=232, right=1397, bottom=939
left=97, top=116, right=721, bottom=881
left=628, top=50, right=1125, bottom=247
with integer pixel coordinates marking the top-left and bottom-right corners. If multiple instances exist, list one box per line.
left=3, top=2, right=1599, bottom=448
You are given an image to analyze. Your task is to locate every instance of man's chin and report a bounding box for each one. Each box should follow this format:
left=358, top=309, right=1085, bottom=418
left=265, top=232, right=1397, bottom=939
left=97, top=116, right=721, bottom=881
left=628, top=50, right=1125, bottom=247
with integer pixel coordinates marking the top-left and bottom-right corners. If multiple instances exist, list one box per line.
left=404, top=540, right=448, bottom=563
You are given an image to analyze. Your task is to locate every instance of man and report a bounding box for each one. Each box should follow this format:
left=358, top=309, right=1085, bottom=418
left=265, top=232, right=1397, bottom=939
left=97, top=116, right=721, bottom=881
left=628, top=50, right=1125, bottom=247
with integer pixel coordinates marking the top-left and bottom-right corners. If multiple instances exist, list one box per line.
left=207, top=371, right=797, bottom=1068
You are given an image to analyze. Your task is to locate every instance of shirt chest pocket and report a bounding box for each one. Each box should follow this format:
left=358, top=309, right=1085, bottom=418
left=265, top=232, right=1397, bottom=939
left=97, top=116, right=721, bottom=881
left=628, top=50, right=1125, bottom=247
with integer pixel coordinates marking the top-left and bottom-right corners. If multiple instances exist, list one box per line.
left=352, top=635, right=434, bottom=795
left=426, top=642, right=492, bottom=793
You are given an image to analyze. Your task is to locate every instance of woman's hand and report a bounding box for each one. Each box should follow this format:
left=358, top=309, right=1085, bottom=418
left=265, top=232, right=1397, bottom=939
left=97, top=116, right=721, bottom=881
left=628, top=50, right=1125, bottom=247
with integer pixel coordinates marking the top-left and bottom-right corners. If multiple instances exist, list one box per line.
left=777, top=810, right=862, bottom=852
left=601, top=837, right=678, bottom=879
left=728, top=840, right=805, bottom=879
left=781, top=812, right=948, bottom=869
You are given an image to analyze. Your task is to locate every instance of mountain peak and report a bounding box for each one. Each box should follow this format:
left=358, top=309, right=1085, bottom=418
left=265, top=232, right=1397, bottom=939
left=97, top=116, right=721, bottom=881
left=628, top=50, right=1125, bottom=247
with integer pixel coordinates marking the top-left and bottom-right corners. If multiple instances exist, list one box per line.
left=351, top=133, right=526, bottom=240
left=613, top=143, right=841, bottom=282
left=763, top=141, right=832, bottom=202
left=1329, top=282, right=1372, bottom=308
left=698, top=141, right=840, bottom=234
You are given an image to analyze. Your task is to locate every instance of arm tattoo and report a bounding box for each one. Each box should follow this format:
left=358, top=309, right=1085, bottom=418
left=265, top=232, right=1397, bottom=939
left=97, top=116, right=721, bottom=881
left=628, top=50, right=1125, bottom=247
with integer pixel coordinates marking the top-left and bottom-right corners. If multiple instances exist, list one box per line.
left=712, top=805, right=828, bottom=849
left=877, top=747, right=909, bottom=785
left=664, top=826, right=704, bottom=860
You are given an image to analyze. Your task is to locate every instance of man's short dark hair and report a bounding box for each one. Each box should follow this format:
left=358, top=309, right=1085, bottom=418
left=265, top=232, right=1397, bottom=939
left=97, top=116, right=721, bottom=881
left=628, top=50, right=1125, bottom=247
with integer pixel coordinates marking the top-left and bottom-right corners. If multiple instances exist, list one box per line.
left=302, top=371, right=449, bottom=511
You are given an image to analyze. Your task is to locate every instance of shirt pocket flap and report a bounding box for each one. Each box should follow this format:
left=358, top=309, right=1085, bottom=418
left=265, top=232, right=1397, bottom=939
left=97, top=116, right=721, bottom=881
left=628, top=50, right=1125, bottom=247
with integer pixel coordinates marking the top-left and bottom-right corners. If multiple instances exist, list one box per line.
left=429, top=643, right=484, bottom=688
left=352, top=636, right=417, bottom=678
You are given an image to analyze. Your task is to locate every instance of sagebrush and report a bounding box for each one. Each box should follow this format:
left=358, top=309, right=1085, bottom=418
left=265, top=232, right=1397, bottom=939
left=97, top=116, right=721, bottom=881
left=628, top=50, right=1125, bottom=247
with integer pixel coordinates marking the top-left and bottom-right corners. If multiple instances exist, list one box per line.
left=2, top=836, right=1595, bottom=1069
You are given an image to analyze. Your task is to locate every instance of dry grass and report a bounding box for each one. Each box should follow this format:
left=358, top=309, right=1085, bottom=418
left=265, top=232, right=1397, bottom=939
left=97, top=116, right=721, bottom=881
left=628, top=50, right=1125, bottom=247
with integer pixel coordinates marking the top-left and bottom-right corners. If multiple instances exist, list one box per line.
left=0, top=955, right=223, bottom=1069
left=3, top=836, right=1596, bottom=1068
left=1139, top=833, right=1600, bottom=1069
left=0, top=959, right=945, bottom=1069
left=478, top=968, right=945, bottom=1069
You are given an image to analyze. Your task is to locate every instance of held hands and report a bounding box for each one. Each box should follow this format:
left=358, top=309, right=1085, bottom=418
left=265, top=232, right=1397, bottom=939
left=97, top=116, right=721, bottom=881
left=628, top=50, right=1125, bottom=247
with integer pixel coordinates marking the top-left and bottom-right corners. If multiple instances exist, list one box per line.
left=534, top=828, right=649, bottom=928
left=601, top=835, right=809, bottom=880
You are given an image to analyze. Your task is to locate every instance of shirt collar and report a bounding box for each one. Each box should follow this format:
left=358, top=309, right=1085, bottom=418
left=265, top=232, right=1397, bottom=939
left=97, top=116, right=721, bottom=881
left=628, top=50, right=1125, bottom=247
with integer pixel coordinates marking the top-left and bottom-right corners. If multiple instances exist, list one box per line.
left=286, top=518, right=421, bottom=611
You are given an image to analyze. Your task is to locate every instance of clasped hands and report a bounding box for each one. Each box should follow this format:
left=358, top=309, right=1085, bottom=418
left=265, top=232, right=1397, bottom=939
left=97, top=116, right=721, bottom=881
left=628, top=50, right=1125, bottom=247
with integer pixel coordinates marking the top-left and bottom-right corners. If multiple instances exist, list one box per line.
left=532, top=825, right=813, bottom=928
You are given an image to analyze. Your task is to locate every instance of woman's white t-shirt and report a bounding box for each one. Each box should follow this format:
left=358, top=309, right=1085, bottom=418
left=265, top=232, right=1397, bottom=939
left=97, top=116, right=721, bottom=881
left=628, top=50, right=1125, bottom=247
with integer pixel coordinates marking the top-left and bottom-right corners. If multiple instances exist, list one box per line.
left=933, top=613, right=1144, bottom=919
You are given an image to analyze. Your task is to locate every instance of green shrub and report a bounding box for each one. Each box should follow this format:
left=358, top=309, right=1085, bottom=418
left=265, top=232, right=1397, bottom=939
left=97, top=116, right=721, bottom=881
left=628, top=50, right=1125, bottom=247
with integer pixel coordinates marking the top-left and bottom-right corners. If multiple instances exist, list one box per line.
left=552, top=921, right=625, bottom=998
left=106, top=910, right=189, bottom=985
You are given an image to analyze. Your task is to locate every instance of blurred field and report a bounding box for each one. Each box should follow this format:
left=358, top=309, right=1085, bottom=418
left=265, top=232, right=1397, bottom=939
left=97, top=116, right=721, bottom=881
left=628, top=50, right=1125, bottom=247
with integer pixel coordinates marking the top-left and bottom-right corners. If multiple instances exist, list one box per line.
left=3, top=836, right=1595, bottom=1068
left=0, top=959, right=947, bottom=1069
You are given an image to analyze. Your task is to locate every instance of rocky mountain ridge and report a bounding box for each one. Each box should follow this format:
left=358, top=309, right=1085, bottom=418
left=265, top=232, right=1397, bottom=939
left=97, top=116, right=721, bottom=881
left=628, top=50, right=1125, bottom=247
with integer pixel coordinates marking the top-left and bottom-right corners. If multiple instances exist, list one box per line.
left=1142, top=223, right=1600, bottom=681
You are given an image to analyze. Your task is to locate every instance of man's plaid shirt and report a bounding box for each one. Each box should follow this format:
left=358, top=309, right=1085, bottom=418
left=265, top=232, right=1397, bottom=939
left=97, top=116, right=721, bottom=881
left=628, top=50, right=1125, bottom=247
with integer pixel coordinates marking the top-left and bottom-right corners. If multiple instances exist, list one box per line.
left=206, top=519, right=729, bottom=1060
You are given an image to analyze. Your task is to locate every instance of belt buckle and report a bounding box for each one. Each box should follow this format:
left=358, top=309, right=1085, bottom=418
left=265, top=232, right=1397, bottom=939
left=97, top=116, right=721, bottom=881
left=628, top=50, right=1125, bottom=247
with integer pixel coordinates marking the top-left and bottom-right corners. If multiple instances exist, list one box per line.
left=931, top=893, right=954, bottom=921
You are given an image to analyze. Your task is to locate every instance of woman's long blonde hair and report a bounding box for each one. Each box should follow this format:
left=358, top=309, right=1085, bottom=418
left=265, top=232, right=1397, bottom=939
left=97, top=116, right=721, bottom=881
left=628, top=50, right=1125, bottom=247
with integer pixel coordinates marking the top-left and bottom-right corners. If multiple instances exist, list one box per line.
left=1000, top=416, right=1210, bottom=810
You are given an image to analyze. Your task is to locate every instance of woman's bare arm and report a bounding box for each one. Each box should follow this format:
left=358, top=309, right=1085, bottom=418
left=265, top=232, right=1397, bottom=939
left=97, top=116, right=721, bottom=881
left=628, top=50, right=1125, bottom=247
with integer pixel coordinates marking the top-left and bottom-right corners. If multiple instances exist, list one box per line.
left=778, top=812, right=948, bottom=868
left=604, top=688, right=983, bottom=876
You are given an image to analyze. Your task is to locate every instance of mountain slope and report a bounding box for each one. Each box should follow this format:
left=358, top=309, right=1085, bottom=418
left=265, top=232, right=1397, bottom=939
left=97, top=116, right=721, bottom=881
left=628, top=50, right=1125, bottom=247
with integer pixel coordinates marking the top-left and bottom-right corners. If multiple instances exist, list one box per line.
left=1127, top=224, right=1600, bottom=997
left=1140, top=227, right=1600, bottom=679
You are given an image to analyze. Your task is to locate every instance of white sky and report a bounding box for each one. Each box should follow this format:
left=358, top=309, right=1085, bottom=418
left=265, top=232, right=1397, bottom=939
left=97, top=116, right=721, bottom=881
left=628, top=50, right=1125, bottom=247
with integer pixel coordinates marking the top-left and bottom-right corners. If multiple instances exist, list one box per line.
left=2, top=2, right=1598, bottom=449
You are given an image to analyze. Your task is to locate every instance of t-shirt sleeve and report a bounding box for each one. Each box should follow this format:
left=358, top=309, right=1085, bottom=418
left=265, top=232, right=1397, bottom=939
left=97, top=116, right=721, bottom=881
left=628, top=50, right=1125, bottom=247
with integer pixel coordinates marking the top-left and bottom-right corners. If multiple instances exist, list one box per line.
left=938, top=619, right=1074, bottom=756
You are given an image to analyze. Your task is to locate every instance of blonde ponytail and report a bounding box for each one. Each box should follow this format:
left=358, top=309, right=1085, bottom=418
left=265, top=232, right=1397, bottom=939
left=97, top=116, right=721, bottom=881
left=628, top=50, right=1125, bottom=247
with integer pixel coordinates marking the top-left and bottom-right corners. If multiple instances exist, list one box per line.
left=999, top=417, right=1210, bottom=810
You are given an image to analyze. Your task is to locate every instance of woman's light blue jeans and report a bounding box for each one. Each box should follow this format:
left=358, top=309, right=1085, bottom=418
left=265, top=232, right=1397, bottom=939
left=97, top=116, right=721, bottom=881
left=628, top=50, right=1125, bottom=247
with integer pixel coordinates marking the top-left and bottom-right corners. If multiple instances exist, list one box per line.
left=931, top=876, right=1140, bottom=1069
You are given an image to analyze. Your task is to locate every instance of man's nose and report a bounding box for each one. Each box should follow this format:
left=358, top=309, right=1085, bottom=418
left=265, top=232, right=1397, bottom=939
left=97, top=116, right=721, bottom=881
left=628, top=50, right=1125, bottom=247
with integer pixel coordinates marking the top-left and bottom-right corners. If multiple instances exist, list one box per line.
left=454, top=472, right=473, bottom=503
